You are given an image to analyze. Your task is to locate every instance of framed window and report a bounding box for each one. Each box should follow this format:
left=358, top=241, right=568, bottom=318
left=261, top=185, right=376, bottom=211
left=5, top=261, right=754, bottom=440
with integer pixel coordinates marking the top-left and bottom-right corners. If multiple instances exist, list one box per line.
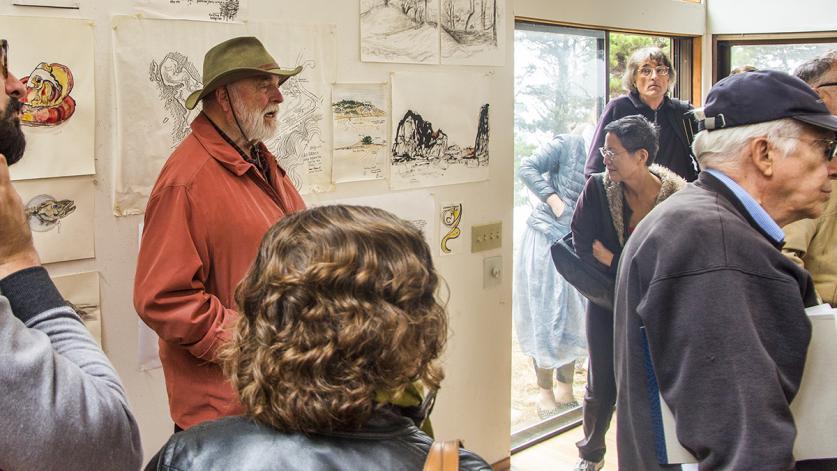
left=714, top=33, right=837, bottom=83
left=512, top=19, right=698, bottom=453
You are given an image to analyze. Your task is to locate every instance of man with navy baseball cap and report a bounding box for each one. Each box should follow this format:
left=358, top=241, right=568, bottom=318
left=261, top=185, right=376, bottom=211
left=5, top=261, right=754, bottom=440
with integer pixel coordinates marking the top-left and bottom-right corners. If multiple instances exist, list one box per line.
left=613, top=69, right=837, bottom=470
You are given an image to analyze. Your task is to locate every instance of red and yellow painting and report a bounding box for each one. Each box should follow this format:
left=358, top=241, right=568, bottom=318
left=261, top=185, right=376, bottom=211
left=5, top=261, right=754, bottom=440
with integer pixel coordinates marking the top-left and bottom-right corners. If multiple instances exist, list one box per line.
left=20, top=62, right=76, bottom=127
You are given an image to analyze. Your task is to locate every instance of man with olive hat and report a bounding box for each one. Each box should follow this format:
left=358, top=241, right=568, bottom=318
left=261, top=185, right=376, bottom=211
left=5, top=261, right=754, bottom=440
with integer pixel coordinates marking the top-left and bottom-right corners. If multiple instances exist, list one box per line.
left=134, top=36, right=306, bottom=431
left=613, top=70, right=837, bottom=470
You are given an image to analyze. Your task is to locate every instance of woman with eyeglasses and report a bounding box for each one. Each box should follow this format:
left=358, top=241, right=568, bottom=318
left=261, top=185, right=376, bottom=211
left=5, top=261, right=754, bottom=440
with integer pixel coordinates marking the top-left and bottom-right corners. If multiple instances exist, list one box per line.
left=570, top=115, right=685, bottom=471
left=584, top=46, right=700, bottom=183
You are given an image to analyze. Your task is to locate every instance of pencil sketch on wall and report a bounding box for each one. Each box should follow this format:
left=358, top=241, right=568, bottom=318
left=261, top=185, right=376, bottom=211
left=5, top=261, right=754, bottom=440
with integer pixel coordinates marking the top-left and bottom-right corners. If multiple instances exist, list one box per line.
left=25, top=194, right=76, bottom=232
left=52, top=272, right=102, bottom=346
left=149, top=51, right=203, bottom=146
left=135, top=0, right=245, bottom=22
left=440, top=0, right=505, bottom=65
left=332, top=83, right=388, bottom=183
left=20, top=62, right=76, bottom=127
left=360, top=0, right=440, bottom=64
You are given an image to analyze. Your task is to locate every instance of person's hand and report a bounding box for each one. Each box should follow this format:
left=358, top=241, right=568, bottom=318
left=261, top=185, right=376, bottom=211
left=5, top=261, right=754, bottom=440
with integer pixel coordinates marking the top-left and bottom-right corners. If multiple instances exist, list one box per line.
left=546, top=194, right=566, bottom=218
left=592, top=240, right=614, bottom=267
left=0, top=154, right=39, bottom=279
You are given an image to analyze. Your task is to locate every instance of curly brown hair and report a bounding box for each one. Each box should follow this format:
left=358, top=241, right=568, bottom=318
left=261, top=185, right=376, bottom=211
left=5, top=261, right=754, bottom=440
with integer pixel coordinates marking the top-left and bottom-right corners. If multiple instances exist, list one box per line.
left=222, top=205, right=447, bottom=434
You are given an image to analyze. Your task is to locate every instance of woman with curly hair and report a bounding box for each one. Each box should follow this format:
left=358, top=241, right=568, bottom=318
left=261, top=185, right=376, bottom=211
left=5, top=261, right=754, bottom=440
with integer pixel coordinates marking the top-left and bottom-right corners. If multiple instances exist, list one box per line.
left=146, top=205, right=490, bottom=471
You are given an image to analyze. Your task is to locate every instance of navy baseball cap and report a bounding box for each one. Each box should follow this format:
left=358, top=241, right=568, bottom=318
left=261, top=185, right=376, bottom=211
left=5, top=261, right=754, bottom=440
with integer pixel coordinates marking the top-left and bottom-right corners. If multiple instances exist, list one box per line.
left=698, top=69, right=837, bottom=133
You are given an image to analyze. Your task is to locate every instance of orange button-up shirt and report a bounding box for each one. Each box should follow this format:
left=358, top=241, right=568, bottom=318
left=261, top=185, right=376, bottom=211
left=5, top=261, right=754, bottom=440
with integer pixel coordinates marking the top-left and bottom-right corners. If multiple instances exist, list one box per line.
left=134, top=113, right=305, bottom=429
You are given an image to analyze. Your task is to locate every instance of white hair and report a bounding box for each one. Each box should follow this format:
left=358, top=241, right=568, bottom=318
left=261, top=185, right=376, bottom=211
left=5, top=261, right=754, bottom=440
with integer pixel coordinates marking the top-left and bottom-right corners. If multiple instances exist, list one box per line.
left=691, top=117, right=804, bottom=170
left=227, top=81, right=279, bottom=144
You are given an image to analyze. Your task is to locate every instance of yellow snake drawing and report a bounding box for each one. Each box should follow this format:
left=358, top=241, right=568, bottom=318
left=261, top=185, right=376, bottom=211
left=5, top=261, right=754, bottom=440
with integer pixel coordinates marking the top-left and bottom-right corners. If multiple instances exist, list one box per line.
left=440, top=204, right=462, bottom=254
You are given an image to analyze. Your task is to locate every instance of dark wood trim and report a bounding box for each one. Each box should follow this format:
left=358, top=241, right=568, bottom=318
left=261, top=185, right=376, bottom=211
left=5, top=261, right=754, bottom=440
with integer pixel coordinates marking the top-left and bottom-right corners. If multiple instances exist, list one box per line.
left=492, top=456, right=511, bottom=471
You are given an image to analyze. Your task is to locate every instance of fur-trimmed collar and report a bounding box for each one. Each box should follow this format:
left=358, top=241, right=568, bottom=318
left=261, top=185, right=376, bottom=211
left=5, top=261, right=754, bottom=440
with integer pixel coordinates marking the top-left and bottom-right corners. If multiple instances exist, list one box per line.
left=602, top=164, right=686, bottom=246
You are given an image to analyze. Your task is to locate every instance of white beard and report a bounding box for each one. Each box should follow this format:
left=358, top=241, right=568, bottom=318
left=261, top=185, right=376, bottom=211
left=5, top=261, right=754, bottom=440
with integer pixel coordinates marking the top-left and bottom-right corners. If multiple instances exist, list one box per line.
left=228, top=86, right=279, bottom=144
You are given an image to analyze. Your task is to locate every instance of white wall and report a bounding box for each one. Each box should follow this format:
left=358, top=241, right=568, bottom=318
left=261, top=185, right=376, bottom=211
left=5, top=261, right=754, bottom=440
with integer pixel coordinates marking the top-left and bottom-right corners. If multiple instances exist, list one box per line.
left=707, top=0, right=836, bottom=35
left=0, top=0, right=514, bottom=465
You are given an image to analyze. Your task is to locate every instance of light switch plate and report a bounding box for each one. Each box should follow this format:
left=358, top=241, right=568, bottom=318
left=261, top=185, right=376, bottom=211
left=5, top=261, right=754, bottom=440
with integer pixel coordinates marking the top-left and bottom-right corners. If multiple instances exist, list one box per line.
left=472, top=222, right=502, bottom=253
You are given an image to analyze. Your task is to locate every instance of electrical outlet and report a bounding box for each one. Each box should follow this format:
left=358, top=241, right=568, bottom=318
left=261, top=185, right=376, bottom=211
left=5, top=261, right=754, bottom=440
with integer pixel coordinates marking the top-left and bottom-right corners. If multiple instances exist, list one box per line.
left=471, top=222, right=502, bottom=253
left=483, top=256, right=502, bottom=289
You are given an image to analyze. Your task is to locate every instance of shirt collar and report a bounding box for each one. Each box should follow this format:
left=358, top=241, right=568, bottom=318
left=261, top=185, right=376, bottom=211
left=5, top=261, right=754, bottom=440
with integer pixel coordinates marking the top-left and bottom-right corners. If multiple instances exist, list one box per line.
left=704, top=168, right=785, bottom=245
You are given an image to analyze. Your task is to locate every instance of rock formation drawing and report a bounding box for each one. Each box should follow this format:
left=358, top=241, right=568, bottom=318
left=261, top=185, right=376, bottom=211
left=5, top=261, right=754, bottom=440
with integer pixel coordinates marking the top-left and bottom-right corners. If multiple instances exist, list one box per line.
left=392, top=104, right=489, bottom=165
left=19, top=62, right=76, bottom=127
left=24, top=194, right=76, bottom=233
left=149, top=51, right=202, bottom=146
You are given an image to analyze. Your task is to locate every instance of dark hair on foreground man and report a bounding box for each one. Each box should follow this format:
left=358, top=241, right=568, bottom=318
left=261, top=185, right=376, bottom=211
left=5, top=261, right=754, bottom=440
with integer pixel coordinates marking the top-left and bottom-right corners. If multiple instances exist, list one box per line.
left=146, top=205, right=491, bottom=471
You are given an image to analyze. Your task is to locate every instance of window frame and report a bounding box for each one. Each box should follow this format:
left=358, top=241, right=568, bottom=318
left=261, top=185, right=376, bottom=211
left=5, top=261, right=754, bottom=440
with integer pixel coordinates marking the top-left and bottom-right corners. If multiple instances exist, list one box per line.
left=713, top=32, right=837, bottom=83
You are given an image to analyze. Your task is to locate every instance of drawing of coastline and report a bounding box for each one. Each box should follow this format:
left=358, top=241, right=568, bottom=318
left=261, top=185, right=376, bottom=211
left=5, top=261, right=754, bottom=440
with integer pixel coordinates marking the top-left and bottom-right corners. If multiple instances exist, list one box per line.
left=360, top=0, right=440, bottom=64
left=332, top=83, right=388, bottom=183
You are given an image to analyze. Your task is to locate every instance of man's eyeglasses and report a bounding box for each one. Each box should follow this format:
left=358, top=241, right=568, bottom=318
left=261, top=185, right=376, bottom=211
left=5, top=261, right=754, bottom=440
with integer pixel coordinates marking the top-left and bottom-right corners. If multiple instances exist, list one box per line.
left=638, top=66, right=670, bottom=77
left=816, top=82, right=837, bottom=89
left=599, top=147, right=627, bottom=160
left=0, top=39, right=8, bottom=79
left=775, top=136, right=837, bottom=162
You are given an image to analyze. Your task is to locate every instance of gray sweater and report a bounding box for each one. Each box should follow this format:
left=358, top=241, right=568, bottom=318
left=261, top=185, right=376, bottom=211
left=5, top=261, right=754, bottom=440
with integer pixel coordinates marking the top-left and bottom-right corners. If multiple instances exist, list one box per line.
left=0, top=267, right=143, bottom=471
left=614, top=172, right=817, bottom=470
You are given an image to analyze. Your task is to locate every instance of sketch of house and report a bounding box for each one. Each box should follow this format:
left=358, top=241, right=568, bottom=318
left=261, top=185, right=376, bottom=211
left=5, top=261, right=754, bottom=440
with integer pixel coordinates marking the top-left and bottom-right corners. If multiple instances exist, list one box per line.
left=149, top=52, right=202, bottom=146
left=136, top=0, right=244, bottom=22
left=361, top=0, right=440, bottom=64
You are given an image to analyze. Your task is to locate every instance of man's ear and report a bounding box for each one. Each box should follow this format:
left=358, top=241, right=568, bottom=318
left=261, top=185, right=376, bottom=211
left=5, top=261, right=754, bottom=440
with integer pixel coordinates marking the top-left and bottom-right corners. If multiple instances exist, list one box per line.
left=749, top=137, right=773, bottom=177
left=637, top=148, right=649, bottom=166
left=214, top=86, right=231, bottom=112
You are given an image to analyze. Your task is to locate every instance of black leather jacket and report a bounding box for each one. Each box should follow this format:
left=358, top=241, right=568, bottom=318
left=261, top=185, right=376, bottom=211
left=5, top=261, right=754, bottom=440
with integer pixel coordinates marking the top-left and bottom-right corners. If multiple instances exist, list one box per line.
left=146, top=409, right=492, bottom=471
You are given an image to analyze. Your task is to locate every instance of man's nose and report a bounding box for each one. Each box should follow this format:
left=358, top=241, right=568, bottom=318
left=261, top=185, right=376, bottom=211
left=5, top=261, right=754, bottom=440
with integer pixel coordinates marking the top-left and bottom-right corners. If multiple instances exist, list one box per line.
left=271, top=87, right=284, bottom=104
left=827, top=158, right=837, bottom=179
left=5, top=71, right=25, bottom=98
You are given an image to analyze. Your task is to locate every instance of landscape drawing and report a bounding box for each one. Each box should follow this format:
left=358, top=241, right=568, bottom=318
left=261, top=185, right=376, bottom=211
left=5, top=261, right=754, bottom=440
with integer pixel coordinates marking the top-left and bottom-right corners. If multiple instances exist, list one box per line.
left=361, top=0, right=440, bottom=64
left=332, top=83, right=388, bottom=183
left=391, top=72, right=490, bottom=190
left=14, top=176, right=94, bottom=264
left=52, top=272, right=102, bottom=346
left=441, top=0, right=505, bottom=65
left=149, top=51, right=202, bottom=146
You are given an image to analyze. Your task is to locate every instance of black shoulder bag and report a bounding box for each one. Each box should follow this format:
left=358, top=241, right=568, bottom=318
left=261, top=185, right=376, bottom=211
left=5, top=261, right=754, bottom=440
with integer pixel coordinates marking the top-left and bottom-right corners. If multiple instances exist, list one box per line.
left=550, top=175, right=615, bottom=310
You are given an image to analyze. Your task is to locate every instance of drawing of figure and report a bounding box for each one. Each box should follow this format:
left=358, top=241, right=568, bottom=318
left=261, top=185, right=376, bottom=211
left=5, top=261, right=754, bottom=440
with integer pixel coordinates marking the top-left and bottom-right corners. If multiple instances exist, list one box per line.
left=149, top=52, right=203, bottom=145
left=440, top=203, right=462, bottom=253
left=19, top=62, right=76, bottom=127
left=24, top=194, right=76, bottom=232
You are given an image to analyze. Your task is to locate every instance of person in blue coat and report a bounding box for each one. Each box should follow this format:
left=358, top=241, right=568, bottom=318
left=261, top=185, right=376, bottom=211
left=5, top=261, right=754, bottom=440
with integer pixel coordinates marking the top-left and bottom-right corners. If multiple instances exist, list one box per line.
left=513, top=133, right=589, bottom=419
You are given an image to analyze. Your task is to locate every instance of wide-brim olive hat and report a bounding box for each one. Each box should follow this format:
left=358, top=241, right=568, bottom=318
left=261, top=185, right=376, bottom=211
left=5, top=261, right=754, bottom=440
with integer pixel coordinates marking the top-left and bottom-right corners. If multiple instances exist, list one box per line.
left=185, top=36, right=302, bottom=110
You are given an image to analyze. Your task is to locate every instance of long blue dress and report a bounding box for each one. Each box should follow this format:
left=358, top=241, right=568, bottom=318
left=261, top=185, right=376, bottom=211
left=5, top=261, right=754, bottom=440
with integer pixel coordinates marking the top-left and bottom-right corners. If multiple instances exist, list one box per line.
left=513, top=134, right=588, bottom=369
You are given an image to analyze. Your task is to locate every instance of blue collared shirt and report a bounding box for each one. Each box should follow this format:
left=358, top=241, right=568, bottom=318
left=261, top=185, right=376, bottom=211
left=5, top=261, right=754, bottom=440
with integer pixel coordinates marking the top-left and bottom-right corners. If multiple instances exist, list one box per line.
left=704, top=168, right=785, bottom=245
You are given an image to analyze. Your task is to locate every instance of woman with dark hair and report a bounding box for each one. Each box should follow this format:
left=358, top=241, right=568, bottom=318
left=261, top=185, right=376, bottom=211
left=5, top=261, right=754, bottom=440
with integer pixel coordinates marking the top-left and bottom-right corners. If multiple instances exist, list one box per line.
left=571, top=115, right=685, bottom=471
left=146, top=205, right=491, bottom=471
left=584, top=46, right=699, bottom=182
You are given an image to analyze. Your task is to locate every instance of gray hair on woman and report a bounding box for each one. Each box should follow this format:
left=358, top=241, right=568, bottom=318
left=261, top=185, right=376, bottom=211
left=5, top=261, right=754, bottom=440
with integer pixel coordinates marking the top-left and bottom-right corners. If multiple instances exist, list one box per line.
left=603, top=114, right=660, bottom=165
left=621, top=46, right=677, bottom=95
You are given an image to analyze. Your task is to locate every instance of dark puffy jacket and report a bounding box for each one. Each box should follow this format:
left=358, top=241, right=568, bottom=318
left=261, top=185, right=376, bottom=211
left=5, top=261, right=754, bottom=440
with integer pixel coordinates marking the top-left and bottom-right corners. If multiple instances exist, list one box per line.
left=584, top=92, right=699, bottom=182
left=145, top=410, right=492, bottom=471
left=519, top=134, right=587, bottom=244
